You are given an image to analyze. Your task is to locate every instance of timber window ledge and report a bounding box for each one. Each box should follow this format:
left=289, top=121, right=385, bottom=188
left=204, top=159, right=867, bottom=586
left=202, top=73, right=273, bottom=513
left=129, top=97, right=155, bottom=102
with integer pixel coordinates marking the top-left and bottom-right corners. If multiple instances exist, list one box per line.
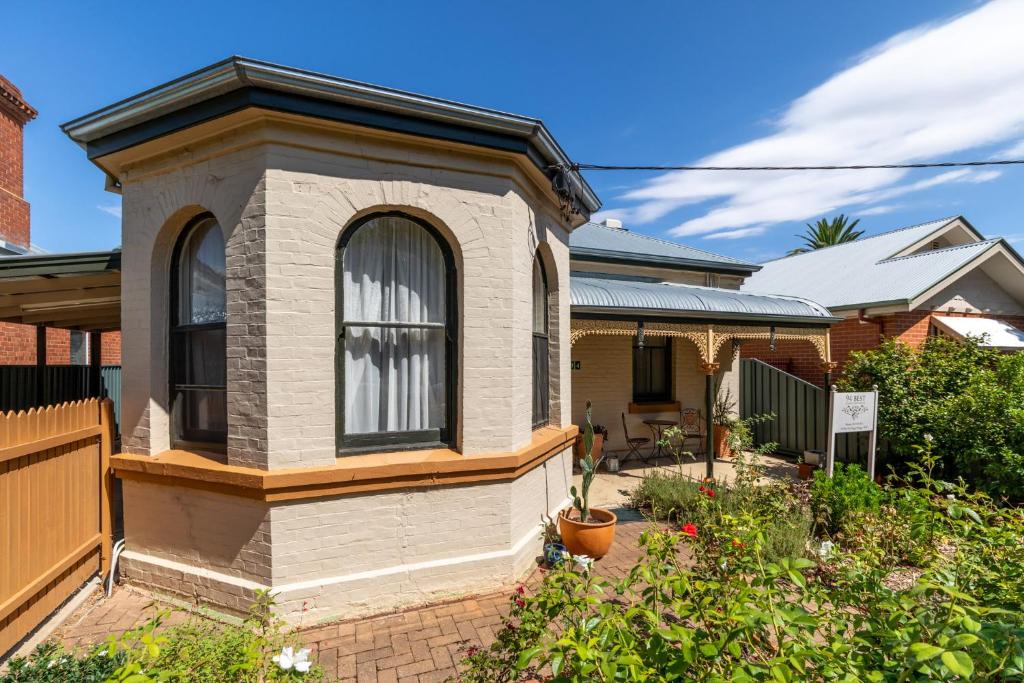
left=628, top=401, right=682, bottom=414
left=110, top=424, right=578, bottom=502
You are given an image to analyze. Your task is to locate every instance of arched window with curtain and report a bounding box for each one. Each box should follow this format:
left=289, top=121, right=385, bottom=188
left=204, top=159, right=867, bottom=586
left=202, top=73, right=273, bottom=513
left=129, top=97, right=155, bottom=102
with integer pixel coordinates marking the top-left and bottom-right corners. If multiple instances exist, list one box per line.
left=532, top=254, right=549, bottom=429
left=170, top=214, right=227, bottom=448
left=337, top=213, right=455, bottom=452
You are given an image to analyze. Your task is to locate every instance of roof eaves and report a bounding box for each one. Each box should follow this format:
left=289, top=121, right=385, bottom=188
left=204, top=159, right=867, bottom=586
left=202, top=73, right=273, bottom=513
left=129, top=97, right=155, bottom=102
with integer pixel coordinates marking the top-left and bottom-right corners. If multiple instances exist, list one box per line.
left=570, top=305, right=840, bottom=326
left=0, top=250, right=122, bottom=277
left=570, top=247, right=760, bottom=274
left=60, top=57, right=600, bottom=214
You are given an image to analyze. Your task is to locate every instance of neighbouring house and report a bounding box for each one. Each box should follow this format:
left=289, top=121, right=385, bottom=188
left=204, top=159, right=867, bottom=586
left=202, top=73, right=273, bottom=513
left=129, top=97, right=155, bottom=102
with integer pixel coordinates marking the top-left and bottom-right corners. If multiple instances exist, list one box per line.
left=1, top=57, right=836, bottom=624
left=0, top=73, right=121, bottom=368
left=742, top=216, right=1024, bottom=384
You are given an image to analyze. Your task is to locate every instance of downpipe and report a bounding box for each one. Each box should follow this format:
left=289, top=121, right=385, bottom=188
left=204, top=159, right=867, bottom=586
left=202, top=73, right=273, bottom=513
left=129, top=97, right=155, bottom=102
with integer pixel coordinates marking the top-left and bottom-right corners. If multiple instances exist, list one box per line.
left=106, top=538, right=126, bottom=597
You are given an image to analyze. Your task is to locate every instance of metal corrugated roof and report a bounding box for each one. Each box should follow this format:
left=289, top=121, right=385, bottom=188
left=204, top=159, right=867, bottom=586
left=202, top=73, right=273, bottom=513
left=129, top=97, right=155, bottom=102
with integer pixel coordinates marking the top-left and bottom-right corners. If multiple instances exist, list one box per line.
left=571, top=272, right=836, bottom=323
left=570, top=223, right=759, bottom=273
left=742, top=217, right=1002, bottom=309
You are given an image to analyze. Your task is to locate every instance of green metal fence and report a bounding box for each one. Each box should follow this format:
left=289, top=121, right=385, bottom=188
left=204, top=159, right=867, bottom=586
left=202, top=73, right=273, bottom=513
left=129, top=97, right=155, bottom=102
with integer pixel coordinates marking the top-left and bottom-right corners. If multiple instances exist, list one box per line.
left=0, top=365, right=121, bottom=433
left=739, top=359, right=874, bottom=464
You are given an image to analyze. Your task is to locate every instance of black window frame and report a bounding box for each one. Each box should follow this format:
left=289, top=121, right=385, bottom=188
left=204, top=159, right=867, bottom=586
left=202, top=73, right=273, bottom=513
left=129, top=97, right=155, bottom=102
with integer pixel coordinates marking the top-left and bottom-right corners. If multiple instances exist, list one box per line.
left=532, top=254, right=550, bottom=430
left=335, top=212, right=458, bottom=455
left=632, top=335, right=672, bottom=404
left=169, top=213, right=228, bottom=452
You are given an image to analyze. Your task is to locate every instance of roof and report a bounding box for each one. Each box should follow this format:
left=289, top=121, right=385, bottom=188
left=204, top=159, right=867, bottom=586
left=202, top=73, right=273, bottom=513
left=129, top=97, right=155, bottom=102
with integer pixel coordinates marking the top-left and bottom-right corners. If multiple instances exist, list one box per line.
left=571, top=272, right=836, bottom=324
left=60, top=57, right=599, bottom=217
left=742, top=216, right=1021, bottom=310
left=932, top=315, right=1024, bottom=350
left=0, top=250, right=121, bottom=330
left=0, top=74, right=37, bottom=124
left=570, top=222, right=759, bottom=275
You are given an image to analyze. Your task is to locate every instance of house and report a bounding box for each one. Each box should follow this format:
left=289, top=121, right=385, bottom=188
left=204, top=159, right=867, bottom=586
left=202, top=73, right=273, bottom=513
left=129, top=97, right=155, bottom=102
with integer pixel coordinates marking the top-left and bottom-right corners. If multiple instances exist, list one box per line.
left=1, top=57, right=835, bottom=623
left=0, top=73, right=121, bottom=367
left=567, top=218, right=836, bottom=455
left=742, top=216, right=1024, bottom=384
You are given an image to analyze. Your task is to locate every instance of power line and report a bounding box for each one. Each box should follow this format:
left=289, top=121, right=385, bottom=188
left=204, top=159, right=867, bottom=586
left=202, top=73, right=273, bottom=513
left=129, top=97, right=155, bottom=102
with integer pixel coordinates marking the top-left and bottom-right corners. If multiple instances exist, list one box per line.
left=568, top=159, right=1024, bottom=172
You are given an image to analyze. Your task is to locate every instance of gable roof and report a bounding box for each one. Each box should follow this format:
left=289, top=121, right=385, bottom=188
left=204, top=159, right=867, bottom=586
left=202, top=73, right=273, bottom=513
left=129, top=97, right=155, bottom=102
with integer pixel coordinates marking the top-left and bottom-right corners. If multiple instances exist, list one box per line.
left=571, top=272, right=835, bottom=324
left=570, top=222, right=759, bottom=275
left=742, top=216, right=1024, bottom=310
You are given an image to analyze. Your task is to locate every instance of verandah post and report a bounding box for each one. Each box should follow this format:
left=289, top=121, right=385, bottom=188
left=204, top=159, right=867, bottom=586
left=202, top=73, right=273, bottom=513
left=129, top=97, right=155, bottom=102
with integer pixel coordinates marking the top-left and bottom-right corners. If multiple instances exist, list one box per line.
left=701, top=361, right=720, bottom=479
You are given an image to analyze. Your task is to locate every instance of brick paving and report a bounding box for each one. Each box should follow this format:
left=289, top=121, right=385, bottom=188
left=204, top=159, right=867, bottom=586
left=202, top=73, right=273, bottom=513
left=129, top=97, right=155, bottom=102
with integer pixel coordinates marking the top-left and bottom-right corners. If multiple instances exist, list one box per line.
left=56, top=510, right=659, bottom=682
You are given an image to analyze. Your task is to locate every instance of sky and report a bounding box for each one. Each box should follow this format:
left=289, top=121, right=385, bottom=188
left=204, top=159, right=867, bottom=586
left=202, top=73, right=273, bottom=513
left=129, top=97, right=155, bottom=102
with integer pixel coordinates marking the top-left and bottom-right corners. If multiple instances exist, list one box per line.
left=5, top=0, right=1024, bottom=262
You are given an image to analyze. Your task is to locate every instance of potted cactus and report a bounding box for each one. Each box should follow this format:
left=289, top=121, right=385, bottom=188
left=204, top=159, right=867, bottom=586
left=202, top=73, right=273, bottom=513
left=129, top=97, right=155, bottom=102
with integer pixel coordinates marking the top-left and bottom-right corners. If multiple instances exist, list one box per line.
left=559, top=401, right=618, bottom=559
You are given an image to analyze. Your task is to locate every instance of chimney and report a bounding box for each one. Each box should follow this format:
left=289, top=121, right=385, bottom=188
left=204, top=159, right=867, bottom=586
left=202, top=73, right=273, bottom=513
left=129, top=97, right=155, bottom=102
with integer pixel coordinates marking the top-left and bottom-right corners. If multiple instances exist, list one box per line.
left=0, top=74, right=37, bottom=254
left=601, top=218, right=624, bottom=230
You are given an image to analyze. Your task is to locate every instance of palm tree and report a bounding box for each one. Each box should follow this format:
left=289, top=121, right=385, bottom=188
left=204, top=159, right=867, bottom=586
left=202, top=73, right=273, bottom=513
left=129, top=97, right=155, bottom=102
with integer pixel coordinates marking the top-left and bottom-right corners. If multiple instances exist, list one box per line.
left=787, top=215, right=863, bottom=256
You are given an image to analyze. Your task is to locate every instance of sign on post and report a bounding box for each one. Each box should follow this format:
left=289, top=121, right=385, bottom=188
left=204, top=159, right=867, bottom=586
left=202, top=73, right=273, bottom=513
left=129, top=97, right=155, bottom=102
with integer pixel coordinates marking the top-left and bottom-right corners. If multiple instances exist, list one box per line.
left=825, top=385, right=879, bottom=480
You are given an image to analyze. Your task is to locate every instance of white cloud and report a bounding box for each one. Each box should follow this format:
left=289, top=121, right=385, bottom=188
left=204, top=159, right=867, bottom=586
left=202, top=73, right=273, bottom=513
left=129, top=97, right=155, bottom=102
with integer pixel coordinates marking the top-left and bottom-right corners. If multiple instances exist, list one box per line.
left=608, top=0, right=1024, bottom=238
left=702, top=226, right=767, bottom=240
left=97, top=204, right=122, bottom=218
left=858, top=204, right=901, bottom=216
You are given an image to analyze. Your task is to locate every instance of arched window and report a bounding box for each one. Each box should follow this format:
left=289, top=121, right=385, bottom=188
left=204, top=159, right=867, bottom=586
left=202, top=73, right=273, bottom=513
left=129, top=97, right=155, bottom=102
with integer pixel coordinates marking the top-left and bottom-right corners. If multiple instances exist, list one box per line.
left=337, top=213, right=455, bottom=452
left=532, top=254, right=549, bottom=429
left=170, top=215, right=227, bottom=448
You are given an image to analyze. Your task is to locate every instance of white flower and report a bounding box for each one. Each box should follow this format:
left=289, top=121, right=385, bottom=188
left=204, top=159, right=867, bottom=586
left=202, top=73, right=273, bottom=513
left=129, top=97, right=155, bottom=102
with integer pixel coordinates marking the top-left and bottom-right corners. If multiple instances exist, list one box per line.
left=924, top=433, right=934, bottom=443
left=572, top=555, right=593, bottom=573
left=47, top=660, right=55, bottom=669
left=946, top=494, right=955, bottom=500
left=818, top=540, right=837, bottom=559
left=274, top=646, right=312, bottom=673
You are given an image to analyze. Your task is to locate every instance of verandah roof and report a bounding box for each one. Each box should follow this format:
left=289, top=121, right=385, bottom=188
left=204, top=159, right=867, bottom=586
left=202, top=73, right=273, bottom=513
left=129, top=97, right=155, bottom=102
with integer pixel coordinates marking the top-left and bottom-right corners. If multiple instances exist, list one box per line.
left=0, top=250, right=121, bottom=331
left=571, top=272, right=837, bottom=325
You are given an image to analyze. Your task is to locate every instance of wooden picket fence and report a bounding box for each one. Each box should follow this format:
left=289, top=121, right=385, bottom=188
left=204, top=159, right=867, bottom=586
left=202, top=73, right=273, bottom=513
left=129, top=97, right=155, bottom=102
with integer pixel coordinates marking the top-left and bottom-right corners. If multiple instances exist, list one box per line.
left=0, top=399, right=114, bottom=657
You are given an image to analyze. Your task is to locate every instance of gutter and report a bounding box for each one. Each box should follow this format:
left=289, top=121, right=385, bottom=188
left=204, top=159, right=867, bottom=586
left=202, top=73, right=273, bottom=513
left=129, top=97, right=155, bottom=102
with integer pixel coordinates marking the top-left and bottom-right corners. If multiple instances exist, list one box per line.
left=570, top=248, right=759, bottom=275
left=571, top=306, right=841, bottom=327
left=60, top=57, right=601, bottom=214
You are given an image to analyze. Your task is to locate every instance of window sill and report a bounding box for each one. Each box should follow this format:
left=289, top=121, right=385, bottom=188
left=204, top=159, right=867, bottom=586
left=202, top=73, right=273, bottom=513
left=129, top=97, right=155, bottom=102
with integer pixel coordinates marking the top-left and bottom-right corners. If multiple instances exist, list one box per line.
left=111, top=424, right=579, bottom=502
left=628, top=401, right=681, bottom=414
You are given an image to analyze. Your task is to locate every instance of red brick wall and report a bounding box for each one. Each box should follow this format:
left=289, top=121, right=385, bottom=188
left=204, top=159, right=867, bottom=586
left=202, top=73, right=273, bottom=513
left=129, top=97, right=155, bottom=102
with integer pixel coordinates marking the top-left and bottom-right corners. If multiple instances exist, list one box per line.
left=0, top=324, right=122, bottom=365
left=0, top=76, right=31, bottom=249
left=745, top=310, right=1024, bottom=386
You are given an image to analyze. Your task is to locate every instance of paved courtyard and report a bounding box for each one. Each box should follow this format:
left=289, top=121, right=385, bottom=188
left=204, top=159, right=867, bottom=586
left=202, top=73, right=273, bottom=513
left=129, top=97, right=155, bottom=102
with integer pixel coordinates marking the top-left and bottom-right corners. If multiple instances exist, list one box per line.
left=55, top=512, right=654, bottom=682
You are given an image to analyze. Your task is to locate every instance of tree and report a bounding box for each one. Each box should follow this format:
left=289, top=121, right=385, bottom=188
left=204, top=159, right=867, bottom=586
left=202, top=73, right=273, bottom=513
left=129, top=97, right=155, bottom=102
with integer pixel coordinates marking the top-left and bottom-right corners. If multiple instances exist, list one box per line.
left=787, top=214, right=863, bottom=256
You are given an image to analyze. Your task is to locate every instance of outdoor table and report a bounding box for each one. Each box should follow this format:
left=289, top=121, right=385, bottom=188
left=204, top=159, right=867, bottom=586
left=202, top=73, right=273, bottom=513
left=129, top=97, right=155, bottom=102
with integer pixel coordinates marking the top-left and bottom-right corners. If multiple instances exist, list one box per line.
left=643, top=418, right=678, bottom=460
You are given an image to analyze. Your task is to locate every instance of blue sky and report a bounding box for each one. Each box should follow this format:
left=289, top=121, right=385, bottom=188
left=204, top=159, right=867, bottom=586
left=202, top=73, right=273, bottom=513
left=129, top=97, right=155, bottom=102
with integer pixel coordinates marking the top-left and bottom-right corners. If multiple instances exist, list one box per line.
left=6, top=0, right=1024, bottom=262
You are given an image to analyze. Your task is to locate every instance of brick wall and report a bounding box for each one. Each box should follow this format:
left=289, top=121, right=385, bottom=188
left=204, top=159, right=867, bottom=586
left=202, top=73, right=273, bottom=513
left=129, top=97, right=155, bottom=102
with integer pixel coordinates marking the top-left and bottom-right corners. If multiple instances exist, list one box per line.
left=745, top=310, right=1024, bottom=386
left=0, top=323, right=122, bottom=365
left=0, top=74, right=34, bottom=249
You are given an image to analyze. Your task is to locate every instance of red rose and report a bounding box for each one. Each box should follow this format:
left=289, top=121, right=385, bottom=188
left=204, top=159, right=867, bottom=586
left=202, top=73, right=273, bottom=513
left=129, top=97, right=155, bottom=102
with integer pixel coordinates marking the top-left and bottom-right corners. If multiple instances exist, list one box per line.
left=681, top=523, right=698, bottom=538
left=698, top=485, right=705, bottom=493
left=706, top=489, right=716, bottom=498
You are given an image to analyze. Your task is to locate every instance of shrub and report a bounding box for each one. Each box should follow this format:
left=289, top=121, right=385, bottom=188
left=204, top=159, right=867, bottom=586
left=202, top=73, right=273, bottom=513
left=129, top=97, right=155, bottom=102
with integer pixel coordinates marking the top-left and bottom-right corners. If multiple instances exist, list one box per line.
left=629, top=471, right=812, bottom=564
left=841, top=336, right=1024, bottom=501
left=465, top=451, right=1024, bottom=681
left=810, top=462, right=882, bottom=537
left=1, top=592, right=326, bottom=683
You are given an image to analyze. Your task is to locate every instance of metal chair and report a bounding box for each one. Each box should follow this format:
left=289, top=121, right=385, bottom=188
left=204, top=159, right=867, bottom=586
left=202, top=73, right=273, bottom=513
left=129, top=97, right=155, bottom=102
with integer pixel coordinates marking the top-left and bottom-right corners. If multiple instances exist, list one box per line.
left=621, top=412, right=651, bottom=464
left=678, top=408, right=706, bottom=459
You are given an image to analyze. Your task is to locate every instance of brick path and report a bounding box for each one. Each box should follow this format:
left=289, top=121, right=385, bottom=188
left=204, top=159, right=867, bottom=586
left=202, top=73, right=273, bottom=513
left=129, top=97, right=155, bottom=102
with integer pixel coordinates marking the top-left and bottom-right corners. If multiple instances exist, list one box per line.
left=56, top=510, right=659, bottom=682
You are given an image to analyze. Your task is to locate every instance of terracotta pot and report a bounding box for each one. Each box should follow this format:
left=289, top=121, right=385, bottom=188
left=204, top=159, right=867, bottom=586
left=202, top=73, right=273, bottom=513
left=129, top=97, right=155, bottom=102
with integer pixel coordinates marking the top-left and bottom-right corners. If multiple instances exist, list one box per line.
left=798, top=463, right=815, bottom=480
left=713, top=425, right=732, bottom=459
left=558, top=507, right=617, bottom=559
left=574, top=433, right=604, bottom=467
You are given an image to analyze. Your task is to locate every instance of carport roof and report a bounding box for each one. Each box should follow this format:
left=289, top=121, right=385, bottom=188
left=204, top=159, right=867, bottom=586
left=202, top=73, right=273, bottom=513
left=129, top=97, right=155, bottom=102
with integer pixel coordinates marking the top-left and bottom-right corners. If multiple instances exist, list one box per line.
left=0, top=250, right=121, bottom=330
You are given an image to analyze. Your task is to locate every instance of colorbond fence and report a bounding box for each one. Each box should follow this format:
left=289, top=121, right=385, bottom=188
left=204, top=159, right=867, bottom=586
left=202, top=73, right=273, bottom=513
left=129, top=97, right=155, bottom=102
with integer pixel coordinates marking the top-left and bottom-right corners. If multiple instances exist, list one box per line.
left=0, top=399, right=114, bottom=657
left=0, top=365, right=121, bottom=434
left=740, top=359, right=877, bottom=464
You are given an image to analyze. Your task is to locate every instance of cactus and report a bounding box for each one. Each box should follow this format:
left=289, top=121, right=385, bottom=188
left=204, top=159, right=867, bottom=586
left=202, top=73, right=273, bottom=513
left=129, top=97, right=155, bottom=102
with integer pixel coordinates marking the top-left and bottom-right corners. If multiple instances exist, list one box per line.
left=569, top=401, right=604, bottom=523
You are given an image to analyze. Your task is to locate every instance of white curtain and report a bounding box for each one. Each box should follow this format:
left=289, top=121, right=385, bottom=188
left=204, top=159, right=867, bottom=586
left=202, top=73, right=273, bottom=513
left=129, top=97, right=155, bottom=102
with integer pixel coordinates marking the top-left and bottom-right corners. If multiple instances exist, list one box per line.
left=343, top=217, right=446, bottom=434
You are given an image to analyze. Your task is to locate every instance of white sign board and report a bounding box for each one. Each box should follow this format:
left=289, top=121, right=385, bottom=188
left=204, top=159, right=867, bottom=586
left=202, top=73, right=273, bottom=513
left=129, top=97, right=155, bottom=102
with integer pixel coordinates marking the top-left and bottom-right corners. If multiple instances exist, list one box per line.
left=825, top=387, right=880, bottom=480
left=831, top=391, right=876, bottom=434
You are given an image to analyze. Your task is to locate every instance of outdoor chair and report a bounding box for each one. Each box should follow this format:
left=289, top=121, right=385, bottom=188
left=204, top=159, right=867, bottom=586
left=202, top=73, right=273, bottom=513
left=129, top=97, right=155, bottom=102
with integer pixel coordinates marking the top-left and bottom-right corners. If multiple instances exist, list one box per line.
left=620, top=412, right=652, bottom=464
left=678, top=408, right=706, bottom=459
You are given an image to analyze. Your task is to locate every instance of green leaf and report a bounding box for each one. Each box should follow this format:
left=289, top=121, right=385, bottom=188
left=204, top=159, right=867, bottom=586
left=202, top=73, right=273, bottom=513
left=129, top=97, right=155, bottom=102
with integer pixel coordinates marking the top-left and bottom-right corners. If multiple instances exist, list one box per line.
left=551, top=652, right=565, bottom=677
left=515, top=646, right=542, bottom=670
left=946, top=633, right=979, bottom=649
left=940, top=650, right=974, bottom=678
left=908, top=642, right=943, bottom=661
